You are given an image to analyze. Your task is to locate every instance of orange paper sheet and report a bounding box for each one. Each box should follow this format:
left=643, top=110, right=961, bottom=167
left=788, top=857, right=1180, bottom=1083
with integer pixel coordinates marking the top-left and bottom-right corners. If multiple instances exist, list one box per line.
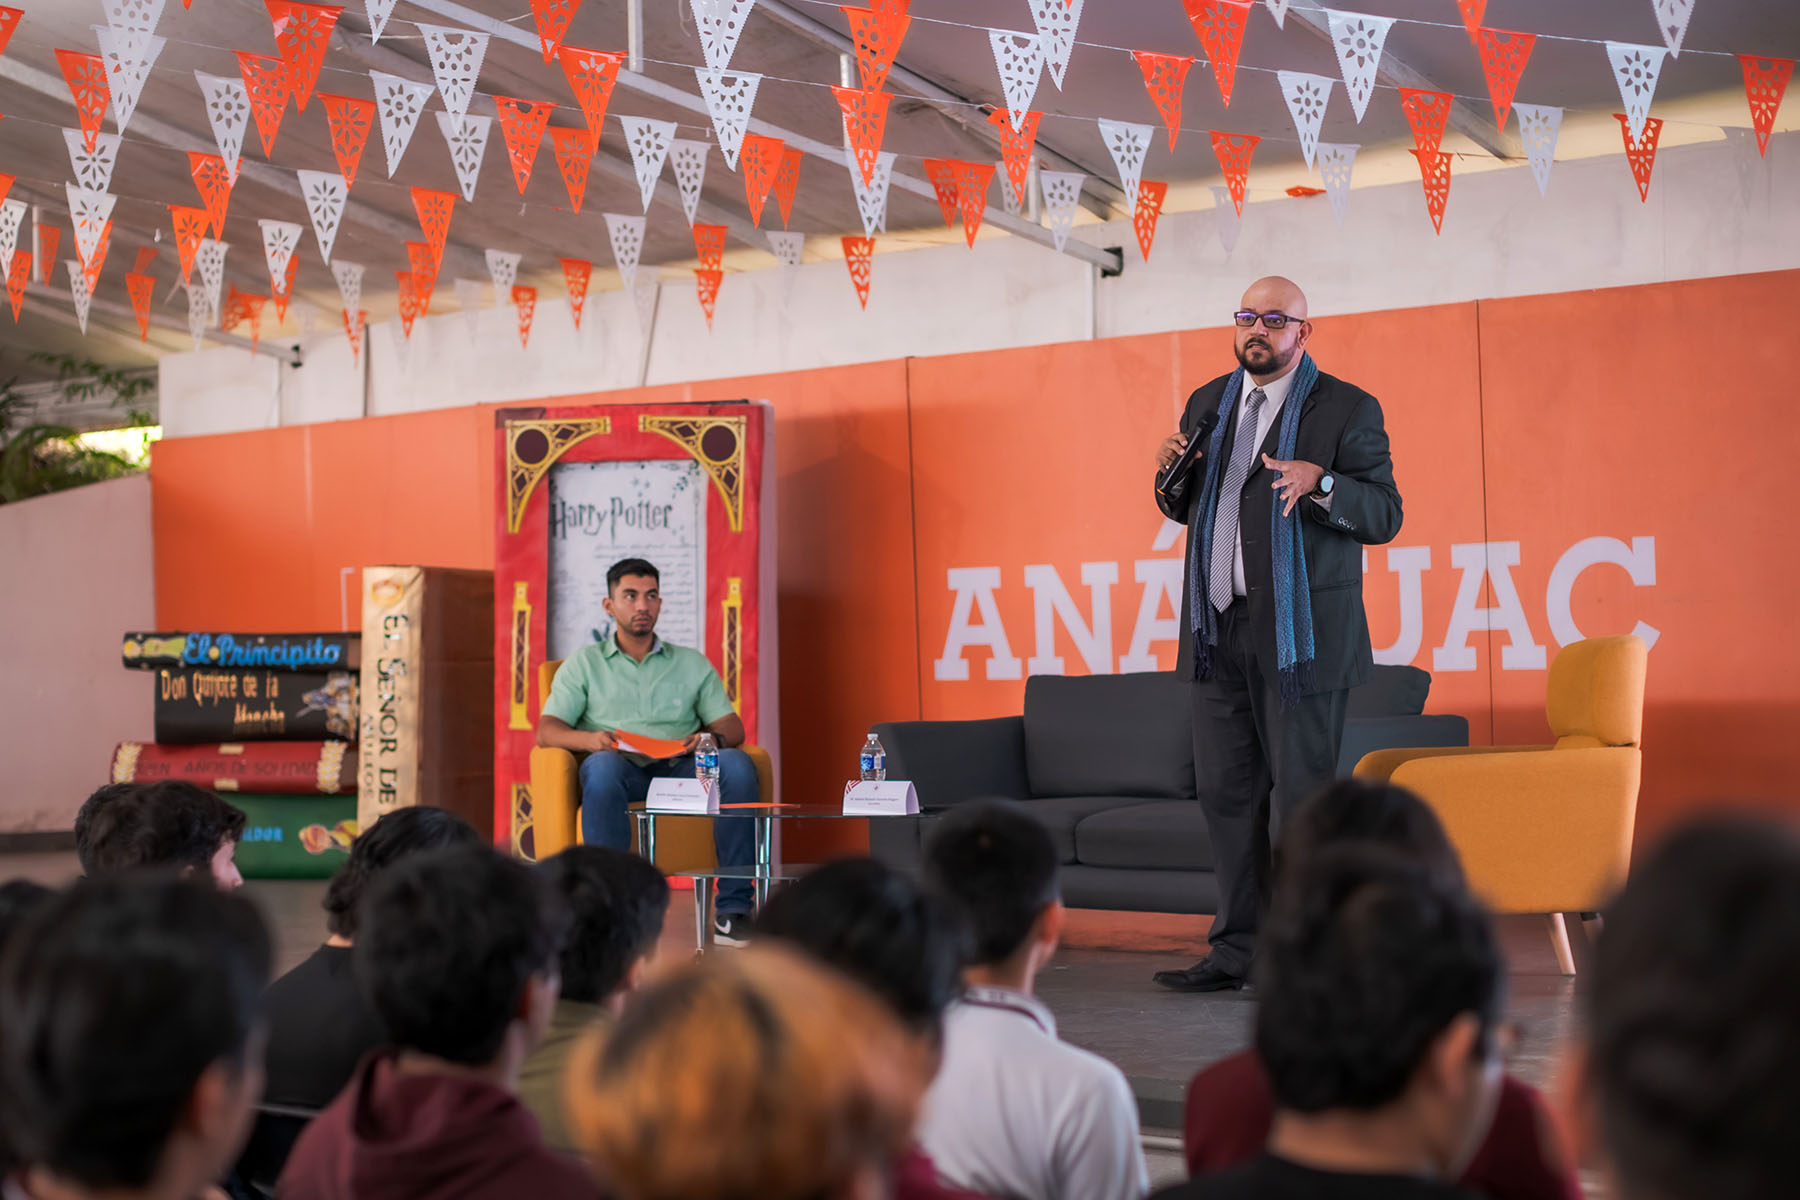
left=613, top=730, right=690, bottom=760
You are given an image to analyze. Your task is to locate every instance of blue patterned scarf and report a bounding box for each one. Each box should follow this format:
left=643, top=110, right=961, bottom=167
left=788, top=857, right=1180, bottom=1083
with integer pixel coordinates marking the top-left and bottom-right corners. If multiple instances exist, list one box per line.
left=1188, top=352, right=1319, bottom=707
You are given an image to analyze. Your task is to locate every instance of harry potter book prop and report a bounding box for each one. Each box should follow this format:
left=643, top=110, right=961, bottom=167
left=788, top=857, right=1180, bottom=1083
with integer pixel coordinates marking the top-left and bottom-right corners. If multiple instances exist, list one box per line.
left=152, top=667, right=359, bottom=744
left=111, top=741, right=356, bottom=794
left=225, top=793, right=358, bottom=879
left=122, top=631, right=361, bottom=672
left=358, top=566, right=495, bottom=842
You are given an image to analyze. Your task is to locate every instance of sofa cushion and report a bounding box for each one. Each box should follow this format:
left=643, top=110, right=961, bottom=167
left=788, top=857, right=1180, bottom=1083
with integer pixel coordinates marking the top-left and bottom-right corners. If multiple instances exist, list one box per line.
left=1346, top=664, right=1430, bottom=719
left=1022, top=674, right=1194, bottom=800
left=1017, top=796, right=1151, bottom=865
left=1073, top=801, right=1215, bottom=872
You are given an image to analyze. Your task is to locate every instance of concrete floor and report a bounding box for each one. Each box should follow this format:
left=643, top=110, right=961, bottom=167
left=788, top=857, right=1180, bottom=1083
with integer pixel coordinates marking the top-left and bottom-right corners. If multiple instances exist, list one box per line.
left=0, top=853, right=1585, bottom=1193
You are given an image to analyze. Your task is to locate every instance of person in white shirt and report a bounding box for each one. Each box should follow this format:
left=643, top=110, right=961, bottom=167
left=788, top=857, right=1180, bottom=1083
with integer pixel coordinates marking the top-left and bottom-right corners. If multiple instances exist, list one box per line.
left=917, top=800, right=1149, bottom=1200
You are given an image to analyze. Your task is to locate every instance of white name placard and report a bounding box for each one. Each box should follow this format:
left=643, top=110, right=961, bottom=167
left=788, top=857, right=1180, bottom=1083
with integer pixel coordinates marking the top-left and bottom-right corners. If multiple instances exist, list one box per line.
left=843, top=780, right=919, bottom=816
left=646, top=778, right=718, bottom=814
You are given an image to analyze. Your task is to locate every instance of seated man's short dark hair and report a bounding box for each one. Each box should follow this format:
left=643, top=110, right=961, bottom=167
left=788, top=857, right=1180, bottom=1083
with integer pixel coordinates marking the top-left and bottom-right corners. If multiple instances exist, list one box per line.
left=0, top=875, right=271, bottom=1189
left=1280, top=778, right=1464, bottom=891
left=1256, top=845, right=1503, bottom=1114
left=355, top=846, right=570, bottom=1065
left=73, top=782, right=136, bottom=874
left=757, top=856, right=963, bottom=1037
left=83, top=781, right=247, bottom=876
left=537, top=846, right=670, bottom=1004
left=922, top=800, right=1059, bottom=967
left=606, top=558, right=660, bottom=591
left=321, top=805, right=481, bottom=939
left=1586, top=816, right=1800, bottom=1200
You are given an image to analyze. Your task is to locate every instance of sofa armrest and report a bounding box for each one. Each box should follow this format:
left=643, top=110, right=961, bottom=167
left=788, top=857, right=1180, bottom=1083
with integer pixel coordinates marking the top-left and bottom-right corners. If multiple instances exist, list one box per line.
left=529, top=745, right=581, bottom=859
left=871, top=715, right=1029, bottom=809
left=1355, top=743, right=1553, bottom=782
left=1337, top=714, right=1469, bottom=778
left=1389, top=747, right=1641, bottom=914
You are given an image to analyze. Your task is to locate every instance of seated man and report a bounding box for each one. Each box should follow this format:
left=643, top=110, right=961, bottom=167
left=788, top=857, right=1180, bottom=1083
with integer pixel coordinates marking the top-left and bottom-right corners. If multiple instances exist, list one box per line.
left=518, top=845, right=671, bottom=1151
left=917, top=801, right=1148, bottom=1200
left=536, top=556, right=759, bottom=944
left=81, top=779, right=247, bottom=889
left=1582, top=815, right=1800, bottom=1200
left=262, top=805, right=483, bottom=1112
left=278, top=845, right=596, bottom=1200
left=1157, top=847, right=1505, bottom=1200
left=0, top=875, right=271, bottom=1200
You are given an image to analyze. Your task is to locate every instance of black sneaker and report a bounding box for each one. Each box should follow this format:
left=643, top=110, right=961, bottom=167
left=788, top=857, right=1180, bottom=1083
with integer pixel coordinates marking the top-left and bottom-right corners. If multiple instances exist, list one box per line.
left=712, top=913, right=752, bottom=947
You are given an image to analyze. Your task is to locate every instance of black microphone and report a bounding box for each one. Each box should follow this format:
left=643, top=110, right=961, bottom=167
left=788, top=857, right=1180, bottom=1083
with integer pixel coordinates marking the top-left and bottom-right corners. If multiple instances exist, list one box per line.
left=1156, top=409, right=1219, bottom=503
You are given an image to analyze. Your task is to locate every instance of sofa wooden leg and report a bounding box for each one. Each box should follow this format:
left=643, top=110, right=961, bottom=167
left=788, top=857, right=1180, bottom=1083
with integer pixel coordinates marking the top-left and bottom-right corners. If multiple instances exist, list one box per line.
left=1547, top=912, right=1576, bottom=976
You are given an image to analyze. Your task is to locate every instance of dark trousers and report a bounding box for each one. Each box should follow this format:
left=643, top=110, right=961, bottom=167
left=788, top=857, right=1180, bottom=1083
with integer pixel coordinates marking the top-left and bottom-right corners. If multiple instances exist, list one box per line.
left=1191, top=599, right=1348, bottom=977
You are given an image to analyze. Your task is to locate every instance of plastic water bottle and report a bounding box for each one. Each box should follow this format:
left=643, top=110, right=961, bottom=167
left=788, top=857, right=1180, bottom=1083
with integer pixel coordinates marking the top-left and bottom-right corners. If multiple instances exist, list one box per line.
left=695, top=733, right=720, bottom=789
left=859, top=734, right=886, bottom=782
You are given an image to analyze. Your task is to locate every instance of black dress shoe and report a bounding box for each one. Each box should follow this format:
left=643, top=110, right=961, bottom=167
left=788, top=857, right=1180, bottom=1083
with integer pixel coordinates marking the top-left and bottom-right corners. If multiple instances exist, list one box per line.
left=1152, top=958, right=1248, bottom=993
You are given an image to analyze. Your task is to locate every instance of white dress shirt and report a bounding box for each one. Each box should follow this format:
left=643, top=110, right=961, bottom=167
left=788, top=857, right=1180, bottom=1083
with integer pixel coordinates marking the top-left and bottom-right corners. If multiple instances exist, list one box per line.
left=917, top=986, right=1148, bottom=1200
left=1227, top=365, right=1332, bottom=597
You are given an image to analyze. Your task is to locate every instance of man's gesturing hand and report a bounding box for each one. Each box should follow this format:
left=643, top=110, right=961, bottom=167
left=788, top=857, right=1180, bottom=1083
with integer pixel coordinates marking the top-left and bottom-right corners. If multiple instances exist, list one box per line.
left=1156, top=431, right=1190, bottom=472
left=1263, top=454, right=1325, bottom=517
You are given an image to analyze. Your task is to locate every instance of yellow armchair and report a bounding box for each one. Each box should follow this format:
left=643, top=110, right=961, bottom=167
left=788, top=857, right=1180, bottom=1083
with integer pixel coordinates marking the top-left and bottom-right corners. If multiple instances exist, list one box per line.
left=1355, top=635, right=1647, bottom=975
left=528, top=659, right=774, bottom=868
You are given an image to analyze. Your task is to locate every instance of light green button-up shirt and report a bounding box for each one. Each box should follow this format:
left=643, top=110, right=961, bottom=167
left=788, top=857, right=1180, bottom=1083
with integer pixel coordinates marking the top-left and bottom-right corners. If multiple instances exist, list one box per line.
left=541, top=635, right=735, bottom=743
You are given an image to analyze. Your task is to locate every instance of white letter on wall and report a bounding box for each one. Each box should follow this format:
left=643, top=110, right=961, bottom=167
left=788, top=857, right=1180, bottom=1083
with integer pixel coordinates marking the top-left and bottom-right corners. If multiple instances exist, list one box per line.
left=1433, top=541, right=1547, bottom=672
left=1024, top=562, right=1118, bottom=676
left=1545, top=536, right=1659, bottom=650
left=1372, top=545, right=1431, bottom=666
left=934, top=567, right=1022, bottom=681
left=1120, top=557, right=1184, bottom=672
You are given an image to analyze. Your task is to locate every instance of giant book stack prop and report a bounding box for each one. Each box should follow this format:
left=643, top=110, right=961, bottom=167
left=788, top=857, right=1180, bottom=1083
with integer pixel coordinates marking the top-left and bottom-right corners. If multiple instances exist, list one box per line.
left=357, top=566, right=496, bottom=842
left=492, top=401, right=778, bottom=860
left=112, top=632, right=362, bottom=879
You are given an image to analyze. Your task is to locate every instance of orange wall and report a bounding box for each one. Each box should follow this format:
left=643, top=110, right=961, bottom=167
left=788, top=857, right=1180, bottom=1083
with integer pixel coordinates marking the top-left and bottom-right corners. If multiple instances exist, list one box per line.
left=152, top=270, right=1800, bottom=855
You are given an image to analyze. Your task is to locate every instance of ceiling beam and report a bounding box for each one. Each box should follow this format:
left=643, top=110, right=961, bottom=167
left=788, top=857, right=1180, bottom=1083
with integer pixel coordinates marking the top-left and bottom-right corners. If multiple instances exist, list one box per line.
left=24, top=282, right=300, bottom=363
left=404, top=0, right=1124, bottom=274
left=1283, top=1, right=1513, bottom=161
left=755, top=0, right=1126, bottom=221
left=0, top=56, right=491, bottom=282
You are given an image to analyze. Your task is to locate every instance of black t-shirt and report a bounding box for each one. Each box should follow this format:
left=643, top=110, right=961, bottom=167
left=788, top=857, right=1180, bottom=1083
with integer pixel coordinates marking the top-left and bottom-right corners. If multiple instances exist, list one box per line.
left=261, top=944, right=388, bottom=1110
left=1155, top=1155, right=1481, bottom=1200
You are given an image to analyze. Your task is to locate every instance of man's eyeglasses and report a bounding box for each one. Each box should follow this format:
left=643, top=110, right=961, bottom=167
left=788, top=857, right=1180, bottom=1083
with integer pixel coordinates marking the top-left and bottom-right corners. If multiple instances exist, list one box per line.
left=1234, top=310, right=1303, bottom=330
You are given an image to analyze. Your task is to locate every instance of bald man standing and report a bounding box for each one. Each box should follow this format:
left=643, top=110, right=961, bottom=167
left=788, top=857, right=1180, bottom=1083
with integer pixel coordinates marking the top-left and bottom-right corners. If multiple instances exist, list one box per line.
left=1151, top=278, right=1402, bottom=993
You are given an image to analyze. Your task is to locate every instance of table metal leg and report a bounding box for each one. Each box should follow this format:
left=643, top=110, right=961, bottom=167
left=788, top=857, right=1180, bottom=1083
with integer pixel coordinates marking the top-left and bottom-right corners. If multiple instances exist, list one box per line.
left=693, top=875, right=713, bottom=949
left=754, top=814, right=774, bottom=910
left=640, top=811, right=657, bottom=867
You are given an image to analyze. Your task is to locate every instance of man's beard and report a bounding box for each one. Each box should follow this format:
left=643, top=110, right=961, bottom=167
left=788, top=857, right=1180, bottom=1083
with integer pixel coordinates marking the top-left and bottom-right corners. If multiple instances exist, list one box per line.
left=1235, top=338, right=1294, bottom=374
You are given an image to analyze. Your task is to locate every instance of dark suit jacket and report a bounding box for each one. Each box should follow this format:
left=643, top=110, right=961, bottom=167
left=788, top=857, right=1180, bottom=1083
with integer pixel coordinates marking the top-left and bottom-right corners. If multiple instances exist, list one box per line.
left=1157, top=368, right=1402, bottom=693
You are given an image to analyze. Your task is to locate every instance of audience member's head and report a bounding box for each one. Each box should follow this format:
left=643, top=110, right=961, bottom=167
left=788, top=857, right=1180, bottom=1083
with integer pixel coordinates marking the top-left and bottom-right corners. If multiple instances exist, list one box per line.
left=922, top=800, right=1063, bottom=974
left=72, top=782, right=135, bottom=874
left=1583, top=815, right=1800, bottom=1200
left=758, top=856, right=963, bottom=1045
left=354, top=845, right=570, bottom=1071
left=567, top=946, right=926, bottom=1200
left=0, top=878, right=53, bottom=951
left=537, top=845, right=670, bottom=1011
left=1256, top=845, right=1505, bottom=1179
left=1280, top=778, right=1465, bottom=891
left=82, top=781, right=248, bottom=889
left=0, top=875, right=271, bottom=1198
left=321, top=804, right=481, bottom=941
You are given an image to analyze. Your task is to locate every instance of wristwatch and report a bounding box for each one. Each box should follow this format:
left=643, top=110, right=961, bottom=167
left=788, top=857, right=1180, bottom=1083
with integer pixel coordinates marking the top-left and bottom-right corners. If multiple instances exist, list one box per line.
left=1312, top=473, right=1335, bottom=498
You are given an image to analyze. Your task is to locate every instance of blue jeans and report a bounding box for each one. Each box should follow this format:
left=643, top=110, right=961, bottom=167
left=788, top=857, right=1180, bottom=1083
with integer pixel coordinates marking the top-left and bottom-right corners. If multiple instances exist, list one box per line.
left=577, top=748, right=759, bottom=915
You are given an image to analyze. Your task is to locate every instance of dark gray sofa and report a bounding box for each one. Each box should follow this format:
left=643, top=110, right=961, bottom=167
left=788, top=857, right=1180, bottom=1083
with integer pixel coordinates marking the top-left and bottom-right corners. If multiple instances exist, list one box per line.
left=868, top=666, right=1468, bottom=914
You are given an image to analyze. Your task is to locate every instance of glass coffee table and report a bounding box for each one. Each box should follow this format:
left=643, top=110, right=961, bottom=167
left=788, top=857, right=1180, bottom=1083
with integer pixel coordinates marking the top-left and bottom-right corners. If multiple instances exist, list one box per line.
left=630, top=801, right=883, bottom=948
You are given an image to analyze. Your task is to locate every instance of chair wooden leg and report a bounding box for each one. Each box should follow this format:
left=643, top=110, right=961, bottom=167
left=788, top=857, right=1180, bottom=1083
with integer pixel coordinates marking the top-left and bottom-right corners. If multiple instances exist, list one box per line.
left=1547, top=912, right=1577, bottom=976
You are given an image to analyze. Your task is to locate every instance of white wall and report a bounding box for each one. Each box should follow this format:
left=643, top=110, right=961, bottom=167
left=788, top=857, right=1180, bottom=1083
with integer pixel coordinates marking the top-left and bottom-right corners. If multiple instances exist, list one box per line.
left=0, top=475, right=155, bottom=833
left=158, top=129, right=1796, bottom=438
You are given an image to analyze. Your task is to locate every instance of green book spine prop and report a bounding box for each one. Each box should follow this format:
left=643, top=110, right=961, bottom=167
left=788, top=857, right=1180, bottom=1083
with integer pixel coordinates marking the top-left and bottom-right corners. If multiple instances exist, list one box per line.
left=153, top=668, right=359, bottom=743
left=225, top=794, right=359, bottom=880
left=357, top=566, right=495, bottom=841
left=122, top=632, right=361, bottom=672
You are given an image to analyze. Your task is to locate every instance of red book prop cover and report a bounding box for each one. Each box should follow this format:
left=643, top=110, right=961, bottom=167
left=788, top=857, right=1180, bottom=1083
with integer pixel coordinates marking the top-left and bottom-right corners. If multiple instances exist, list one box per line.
left=122, top=631, right=361, bottom=672
left=153, top=668, right=358, bottom=744
left=111, top=741, right=356, bottom=794
left=492, top=400, right=779, bottom=858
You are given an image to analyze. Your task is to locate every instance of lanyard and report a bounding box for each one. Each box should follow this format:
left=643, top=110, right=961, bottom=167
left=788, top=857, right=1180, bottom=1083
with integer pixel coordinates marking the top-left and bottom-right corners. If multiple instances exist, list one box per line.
left=959, top=986, right=1055, bottom=1036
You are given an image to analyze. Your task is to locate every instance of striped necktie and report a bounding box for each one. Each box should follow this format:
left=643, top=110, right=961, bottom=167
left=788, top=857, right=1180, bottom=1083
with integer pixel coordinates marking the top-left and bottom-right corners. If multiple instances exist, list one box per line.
left=1208, top=387, right=1265, bottom=612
